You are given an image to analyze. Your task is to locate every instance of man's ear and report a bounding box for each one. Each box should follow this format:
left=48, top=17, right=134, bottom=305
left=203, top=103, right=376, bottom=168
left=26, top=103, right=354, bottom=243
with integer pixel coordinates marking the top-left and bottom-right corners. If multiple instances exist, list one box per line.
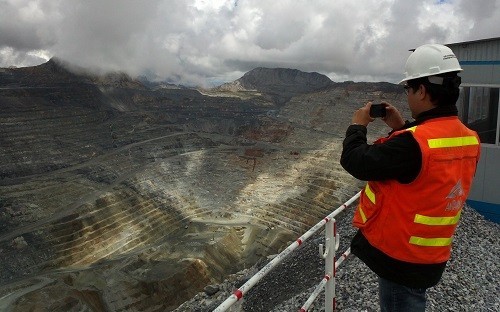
left=418, top=84, right=426, bottom=100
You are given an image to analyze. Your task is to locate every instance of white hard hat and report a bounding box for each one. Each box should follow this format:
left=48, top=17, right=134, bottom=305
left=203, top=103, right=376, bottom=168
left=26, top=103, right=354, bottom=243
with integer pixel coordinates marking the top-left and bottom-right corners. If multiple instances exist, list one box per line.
left=399, top=43, right=462, bottom=85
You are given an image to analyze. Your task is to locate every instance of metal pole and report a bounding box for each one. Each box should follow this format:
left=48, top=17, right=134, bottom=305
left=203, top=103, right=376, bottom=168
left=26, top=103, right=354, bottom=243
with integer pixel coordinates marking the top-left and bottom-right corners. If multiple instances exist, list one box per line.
left=299, top=246, right=352, bottom=312
left=324, top=218, right=335, bottom=312
left=299, top=275, right=330, bottom=312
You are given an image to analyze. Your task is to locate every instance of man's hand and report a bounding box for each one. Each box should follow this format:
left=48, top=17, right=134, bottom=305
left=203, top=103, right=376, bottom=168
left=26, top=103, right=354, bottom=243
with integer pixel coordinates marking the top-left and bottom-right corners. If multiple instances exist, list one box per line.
left=352, top=102, right=374, bottom=126
left=381, top=102, right=405, bottom=130
left=352, top=102, right=406, bottom=130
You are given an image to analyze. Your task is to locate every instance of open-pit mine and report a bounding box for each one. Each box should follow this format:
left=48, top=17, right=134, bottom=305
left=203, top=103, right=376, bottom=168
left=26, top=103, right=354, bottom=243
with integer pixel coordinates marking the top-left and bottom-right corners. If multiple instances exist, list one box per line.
left=0, top=60, right=406, bottom=311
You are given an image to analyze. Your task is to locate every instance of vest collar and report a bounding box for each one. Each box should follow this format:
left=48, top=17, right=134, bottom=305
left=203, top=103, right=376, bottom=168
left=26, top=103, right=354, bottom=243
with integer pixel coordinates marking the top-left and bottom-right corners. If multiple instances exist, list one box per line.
left=415, top=105, right=458, bottom=123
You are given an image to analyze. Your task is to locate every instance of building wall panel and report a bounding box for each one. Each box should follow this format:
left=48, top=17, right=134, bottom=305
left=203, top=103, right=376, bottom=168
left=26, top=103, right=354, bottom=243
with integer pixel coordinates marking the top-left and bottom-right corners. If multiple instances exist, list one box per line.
left=448, top=38, right=500, bottom=223
left=448, top=38, right=500, bottom=85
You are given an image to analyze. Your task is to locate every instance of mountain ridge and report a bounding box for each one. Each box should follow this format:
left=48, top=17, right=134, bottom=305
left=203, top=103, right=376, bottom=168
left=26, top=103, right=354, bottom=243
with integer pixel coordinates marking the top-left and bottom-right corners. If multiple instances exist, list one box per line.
left=215, top=67, right=335, bottom=104
left=2, top=59, right=402, bottom=99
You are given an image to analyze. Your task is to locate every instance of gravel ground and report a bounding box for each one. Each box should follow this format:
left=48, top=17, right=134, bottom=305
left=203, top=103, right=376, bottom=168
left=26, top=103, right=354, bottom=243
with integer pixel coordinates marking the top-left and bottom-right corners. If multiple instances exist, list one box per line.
left=175, top=204, right=499, bottom=311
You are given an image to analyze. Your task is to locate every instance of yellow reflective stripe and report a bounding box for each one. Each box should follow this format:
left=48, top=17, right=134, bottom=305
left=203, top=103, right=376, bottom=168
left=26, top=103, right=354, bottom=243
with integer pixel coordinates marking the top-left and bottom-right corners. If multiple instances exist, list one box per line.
left=358, top=206, right=367, bottom=223
left=427, top=136, right=479, bottom=148
left=414, top=210, right=461, bottom=226
left=409, top=236, right=453, bottom=247
left=406, top=126, right=417, bottom=132
left=364, top=184, right=375, bottom=204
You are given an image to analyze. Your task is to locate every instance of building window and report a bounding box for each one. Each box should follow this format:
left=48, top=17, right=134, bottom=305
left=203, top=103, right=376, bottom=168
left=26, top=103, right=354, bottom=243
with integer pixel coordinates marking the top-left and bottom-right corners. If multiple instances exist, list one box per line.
left=458, top=86, right=499, bottom=144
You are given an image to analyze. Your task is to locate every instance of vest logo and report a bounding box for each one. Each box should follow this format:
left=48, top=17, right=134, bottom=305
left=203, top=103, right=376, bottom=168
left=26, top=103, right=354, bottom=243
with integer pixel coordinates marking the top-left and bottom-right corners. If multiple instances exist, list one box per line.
left=447, top=179, right=464, bottom=199
left=446, top=179, right=464, bottom=211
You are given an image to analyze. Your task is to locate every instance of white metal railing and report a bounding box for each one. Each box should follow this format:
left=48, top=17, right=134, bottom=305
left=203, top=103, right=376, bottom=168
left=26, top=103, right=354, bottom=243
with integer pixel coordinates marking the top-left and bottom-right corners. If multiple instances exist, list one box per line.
left=213, top=191, right=361, bottom=312
left=299, top=217, right=352, bottom=312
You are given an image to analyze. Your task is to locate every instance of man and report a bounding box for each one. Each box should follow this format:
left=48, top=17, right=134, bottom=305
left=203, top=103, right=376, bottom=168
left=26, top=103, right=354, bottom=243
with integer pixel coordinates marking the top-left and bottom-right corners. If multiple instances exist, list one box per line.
left=340, top=43, right=481, bottom=311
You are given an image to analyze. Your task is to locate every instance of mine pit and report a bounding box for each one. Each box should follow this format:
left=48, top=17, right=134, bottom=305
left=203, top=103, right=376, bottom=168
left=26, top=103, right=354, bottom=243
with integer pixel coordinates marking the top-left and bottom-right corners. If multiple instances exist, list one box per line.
left=0, top=62, right=403, bottom=311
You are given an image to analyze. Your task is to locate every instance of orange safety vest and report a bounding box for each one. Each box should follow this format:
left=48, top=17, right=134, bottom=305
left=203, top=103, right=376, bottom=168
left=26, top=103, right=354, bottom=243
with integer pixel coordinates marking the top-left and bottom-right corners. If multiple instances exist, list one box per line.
left=353, top=116, right=480, bottom=264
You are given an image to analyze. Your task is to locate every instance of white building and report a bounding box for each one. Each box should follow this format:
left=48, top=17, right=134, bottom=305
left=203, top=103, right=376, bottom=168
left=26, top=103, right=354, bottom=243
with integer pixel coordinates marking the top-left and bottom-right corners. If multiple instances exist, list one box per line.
left=448, top=37, right=500, bottom=223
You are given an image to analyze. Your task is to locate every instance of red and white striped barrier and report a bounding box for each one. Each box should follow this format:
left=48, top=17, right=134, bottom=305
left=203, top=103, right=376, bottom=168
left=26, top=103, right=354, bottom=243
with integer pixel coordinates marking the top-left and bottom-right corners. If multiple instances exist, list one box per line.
left=213, top=191, right=361, bottom=312
left=300, top=245, right=352, bottom=312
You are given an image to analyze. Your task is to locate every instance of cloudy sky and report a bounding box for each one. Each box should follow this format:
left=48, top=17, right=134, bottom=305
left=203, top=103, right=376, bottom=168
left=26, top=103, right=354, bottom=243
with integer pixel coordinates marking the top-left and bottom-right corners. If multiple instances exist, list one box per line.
left=1, top=0, right=499, bottom=86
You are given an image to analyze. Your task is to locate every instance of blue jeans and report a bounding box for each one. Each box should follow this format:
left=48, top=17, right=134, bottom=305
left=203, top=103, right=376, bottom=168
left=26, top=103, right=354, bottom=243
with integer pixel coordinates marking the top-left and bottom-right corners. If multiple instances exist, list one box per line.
left=378, top=277, right=427, bottom=312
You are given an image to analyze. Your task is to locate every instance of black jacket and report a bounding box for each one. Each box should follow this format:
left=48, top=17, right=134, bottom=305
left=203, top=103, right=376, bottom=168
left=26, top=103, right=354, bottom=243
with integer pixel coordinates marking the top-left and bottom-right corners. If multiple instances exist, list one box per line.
left=340, top=105, right=459, bottom=289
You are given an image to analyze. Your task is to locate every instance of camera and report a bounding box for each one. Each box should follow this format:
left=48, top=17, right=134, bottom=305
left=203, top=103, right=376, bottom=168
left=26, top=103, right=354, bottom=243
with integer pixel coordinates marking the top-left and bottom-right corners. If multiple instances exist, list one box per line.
left=370, top=104, right=386, bottom=118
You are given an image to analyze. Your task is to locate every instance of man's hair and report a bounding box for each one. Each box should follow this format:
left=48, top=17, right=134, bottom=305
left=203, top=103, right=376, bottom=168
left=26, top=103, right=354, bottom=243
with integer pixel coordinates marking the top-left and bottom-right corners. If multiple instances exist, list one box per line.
left=407, top=72, right=461, bottom=106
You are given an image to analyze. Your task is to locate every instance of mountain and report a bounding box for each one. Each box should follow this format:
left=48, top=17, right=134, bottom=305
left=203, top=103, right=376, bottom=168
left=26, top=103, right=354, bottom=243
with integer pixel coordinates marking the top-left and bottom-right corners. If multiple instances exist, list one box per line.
left=0, top=58, right=145, bottom=89
left=216, top=67, right=335, bottom=104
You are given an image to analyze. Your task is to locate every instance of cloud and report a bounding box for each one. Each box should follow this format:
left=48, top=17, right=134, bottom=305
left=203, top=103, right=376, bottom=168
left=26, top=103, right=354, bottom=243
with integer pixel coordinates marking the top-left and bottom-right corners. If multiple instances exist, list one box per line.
left=0, top=0, right=498, bottom=86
